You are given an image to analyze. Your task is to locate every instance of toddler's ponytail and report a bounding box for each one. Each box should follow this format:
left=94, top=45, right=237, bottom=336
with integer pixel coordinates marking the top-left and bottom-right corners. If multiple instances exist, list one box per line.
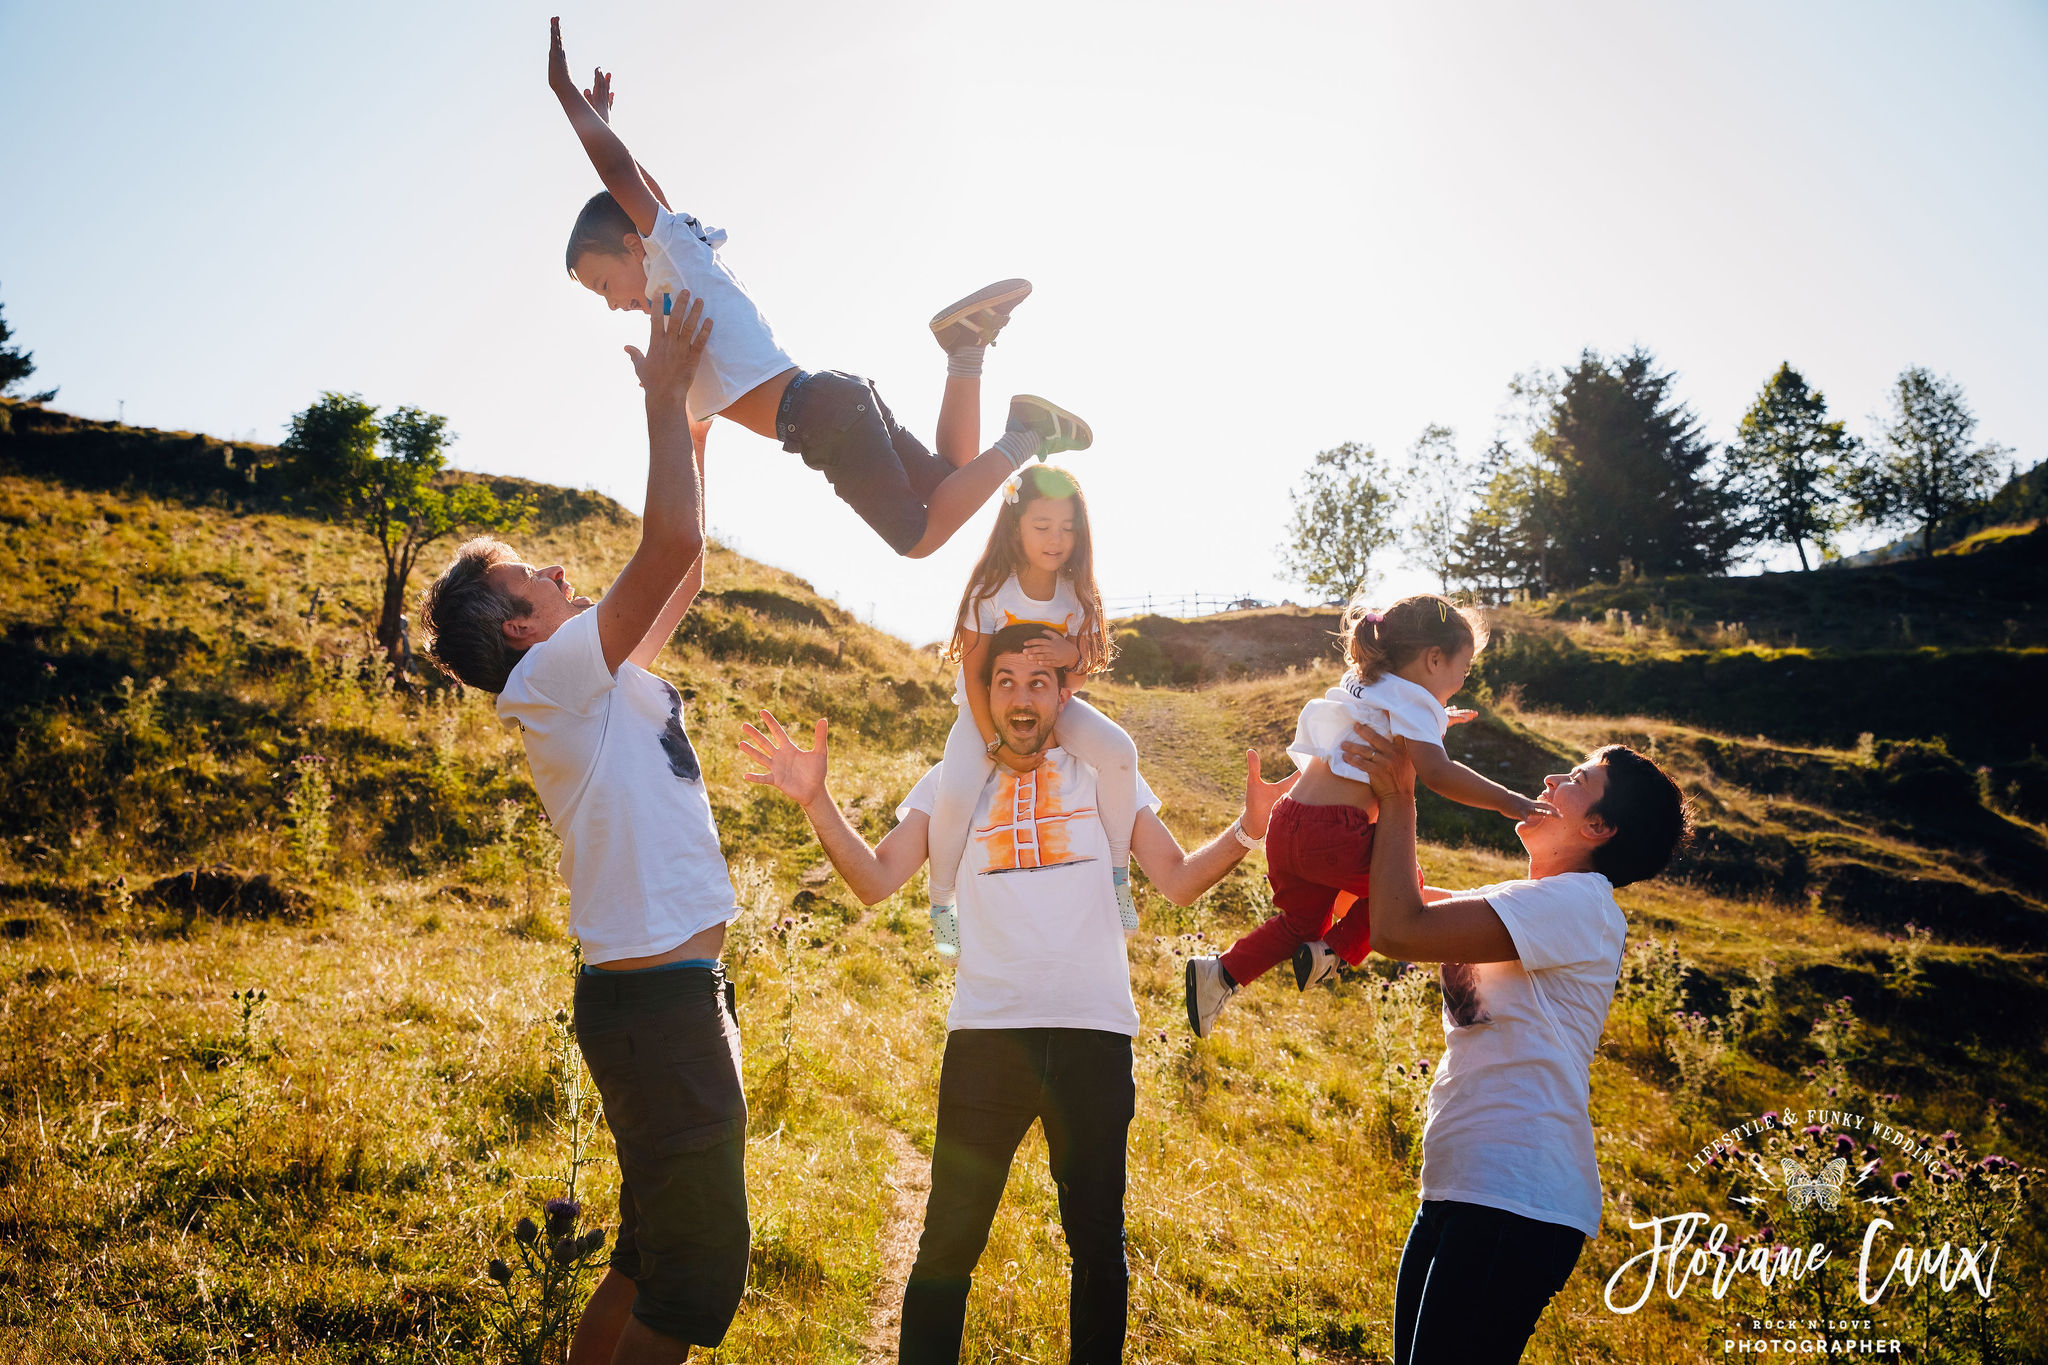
left=1342, top=592, right=1485, bottom=682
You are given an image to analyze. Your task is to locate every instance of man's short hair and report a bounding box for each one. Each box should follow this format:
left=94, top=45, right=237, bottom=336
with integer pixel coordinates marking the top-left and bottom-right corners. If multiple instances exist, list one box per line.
left=566, top=190, right=638, bottom=276
left=419, top=538, right=533, bottom=694
left=1586, top=745, right=1691, bottom=888
left=979, top=622, right=1070, bottom=691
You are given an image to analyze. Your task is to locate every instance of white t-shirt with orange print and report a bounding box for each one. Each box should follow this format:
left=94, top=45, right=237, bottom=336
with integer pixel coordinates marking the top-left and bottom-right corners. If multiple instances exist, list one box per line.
left=899, top=748, right=1157, bottom=1036
left=953, top=573, right=1087, bottom=704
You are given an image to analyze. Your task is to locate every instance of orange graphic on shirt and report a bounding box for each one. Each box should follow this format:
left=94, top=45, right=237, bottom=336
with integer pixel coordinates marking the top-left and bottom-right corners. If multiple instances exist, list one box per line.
left=1001, top=610, right=1076, bottom=636
left=974, top=763, right=1097, bottom=874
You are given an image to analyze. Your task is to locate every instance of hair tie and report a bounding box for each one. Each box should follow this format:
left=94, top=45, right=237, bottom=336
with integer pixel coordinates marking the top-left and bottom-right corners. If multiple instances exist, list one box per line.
left=1438, top=601, right=1449, bottom=622
left=1365, top=611, right=1384, bottom=625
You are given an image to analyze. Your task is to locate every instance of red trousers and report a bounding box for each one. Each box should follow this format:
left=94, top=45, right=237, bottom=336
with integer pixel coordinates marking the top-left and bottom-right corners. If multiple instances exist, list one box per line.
left=1220, top=797, right=1415, bottom=986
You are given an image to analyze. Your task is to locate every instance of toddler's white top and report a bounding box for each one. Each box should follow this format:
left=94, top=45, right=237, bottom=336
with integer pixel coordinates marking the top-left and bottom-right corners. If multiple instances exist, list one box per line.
left=1286, top=670, right=1450, bottom=783
left=639, top=205, right=797, bottom=420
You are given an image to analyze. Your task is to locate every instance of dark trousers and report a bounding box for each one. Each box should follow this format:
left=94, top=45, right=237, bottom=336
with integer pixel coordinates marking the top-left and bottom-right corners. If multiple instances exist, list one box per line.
left=1393, top=1199, right=1584, bottom=1365
left=899, top=1028, right=1136, bottom=1365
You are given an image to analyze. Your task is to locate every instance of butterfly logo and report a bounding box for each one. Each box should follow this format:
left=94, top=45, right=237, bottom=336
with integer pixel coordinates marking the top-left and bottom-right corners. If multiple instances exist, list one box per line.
left=1782, top=1156, right=1850, bottom=1211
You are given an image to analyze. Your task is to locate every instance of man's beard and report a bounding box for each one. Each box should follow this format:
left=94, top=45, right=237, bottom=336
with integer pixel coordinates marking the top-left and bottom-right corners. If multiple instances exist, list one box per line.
left=999, top=707, right=1053, bottom=757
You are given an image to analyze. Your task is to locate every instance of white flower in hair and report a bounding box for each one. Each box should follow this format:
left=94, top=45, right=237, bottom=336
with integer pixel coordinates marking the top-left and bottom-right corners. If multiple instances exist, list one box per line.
left=1000, top=473, right=1023, bottom=505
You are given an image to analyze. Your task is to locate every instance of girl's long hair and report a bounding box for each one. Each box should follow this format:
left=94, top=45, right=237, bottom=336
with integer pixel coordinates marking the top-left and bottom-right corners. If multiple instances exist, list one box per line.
left=945, top=465, right=1113, bottom=675
left=1343, top=592, right=1486, bottom=683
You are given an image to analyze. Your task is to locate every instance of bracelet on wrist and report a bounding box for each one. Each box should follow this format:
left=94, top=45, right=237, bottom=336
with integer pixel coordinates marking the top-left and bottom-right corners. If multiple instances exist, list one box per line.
left=1232, top=817, right=1265, bottom=852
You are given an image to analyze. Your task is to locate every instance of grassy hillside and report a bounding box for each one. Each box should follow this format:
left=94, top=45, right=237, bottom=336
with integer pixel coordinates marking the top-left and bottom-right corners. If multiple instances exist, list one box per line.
left=1, top=406, right=2043, bottom=1362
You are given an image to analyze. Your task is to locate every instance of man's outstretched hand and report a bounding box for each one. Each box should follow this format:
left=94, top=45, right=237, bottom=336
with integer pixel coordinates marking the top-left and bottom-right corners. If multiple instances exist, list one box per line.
left=740, top=712, right=829, bottom=809
left=1242, top=748, right=1298, bottom=840
left=625, top=293, right=710, bottom=395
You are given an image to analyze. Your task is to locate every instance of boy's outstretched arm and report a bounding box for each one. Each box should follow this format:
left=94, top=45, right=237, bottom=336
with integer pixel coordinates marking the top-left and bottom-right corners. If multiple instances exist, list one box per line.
left=583, top=64, right=673, bottom=210
left=740, top=713, right=930, bottom=905
left=548, top=17, right=660, bottom=235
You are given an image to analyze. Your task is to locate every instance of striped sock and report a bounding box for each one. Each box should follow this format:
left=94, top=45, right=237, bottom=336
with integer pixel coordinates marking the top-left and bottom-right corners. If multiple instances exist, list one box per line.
left=993, top=428, right=1040, bottom=469
left=946, top=344, right=987, bottom=378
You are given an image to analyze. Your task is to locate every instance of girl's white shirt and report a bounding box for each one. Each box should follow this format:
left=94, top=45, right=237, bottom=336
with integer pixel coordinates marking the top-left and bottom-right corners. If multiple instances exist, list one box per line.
left=952, top=574, right=1086, bottom=704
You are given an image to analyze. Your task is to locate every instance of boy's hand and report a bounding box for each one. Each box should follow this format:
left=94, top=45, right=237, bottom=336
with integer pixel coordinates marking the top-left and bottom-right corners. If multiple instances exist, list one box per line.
left=740, top=712, right=830, bottom=809
left=624, top=293, right=711, bottom=399
left=548, top=17, right=574, bottom=93
left=1446, top=707, right=1479, bottom=726
left=585, top=66, right=614, bottom=123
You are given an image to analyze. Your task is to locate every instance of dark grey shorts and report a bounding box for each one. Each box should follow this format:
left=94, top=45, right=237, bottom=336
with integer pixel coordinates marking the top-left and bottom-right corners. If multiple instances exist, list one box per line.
left=775, top=368, right=953, bottom=556
left=573, top=964, right=749, bottom=1348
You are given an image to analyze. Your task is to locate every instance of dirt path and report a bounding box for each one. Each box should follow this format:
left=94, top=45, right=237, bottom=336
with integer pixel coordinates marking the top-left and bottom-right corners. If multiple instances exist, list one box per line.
left=858, top=1129, right=931, bottom=1364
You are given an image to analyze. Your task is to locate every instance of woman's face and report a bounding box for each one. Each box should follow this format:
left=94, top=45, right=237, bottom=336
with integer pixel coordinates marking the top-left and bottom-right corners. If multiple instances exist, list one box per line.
left=1017, top=497, right=1077, bottom=574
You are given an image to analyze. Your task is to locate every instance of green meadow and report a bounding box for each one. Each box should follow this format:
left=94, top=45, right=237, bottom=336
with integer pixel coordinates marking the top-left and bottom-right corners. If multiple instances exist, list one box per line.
left=1, top=401, right=2042, bottom=1362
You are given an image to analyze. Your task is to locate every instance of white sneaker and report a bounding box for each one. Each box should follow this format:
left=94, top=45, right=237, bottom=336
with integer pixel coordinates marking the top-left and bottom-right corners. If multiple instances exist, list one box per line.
left=1293, top=940, right=1340, bottom=991
left=1185, top=956, right=1236, bottom=1037
left=930, top=905, right=960, bottom=957
left=1114, top=873, right=1139, bottom=935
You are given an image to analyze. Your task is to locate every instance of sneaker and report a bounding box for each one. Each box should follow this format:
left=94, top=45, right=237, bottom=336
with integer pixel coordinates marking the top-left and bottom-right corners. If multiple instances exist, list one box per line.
left=1007, top=395, right=1093, bottom=459
left=1113, top=873, right=1139, bottom=935
left=1293, top=940, right=1340, bottom=991
left=930, top=904, right=961, bottom=957
left=930, top=278, right=1032, bottom=352
left=1185, top=956, right=1236, bottom=1037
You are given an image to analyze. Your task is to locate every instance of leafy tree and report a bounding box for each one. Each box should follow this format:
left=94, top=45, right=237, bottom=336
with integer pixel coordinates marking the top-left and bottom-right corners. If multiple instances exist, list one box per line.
left=1451, top=436, right=1554, bottom=601
left=1402, top=424, right=1465, bottom=592
left=1279, top=440, right=1399, bottom=602
left=1529, top=347, right=1737, bottom=587
left=1852, top=367, right=2009, bottom=557
left=1723, top=362, right=1856, bottom=570
left=0, top=293, right=58, bottom=403
left=283, top=392, right=534, bottom=661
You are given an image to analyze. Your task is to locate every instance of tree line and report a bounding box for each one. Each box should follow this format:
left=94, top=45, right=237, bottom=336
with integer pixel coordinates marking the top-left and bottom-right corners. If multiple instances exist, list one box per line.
left=1282, top=348, right=2020, bottom=602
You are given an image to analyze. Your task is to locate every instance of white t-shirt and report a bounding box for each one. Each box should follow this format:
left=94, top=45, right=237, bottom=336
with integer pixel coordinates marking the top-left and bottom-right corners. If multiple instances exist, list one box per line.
left=1418, top=871, right=1627, bottom=1238
left=898, top=748, right=1158, bottom=1036
left=496, top=608, right=737, bottom=963
left=1287, top=671, right=1450, bottom=783
left=953, top=574, right=1088, bottom=703
left=639, top=206, right=797, bottom=420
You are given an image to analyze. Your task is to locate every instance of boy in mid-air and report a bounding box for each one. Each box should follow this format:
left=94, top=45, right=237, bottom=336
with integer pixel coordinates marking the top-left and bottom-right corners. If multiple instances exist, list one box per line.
left=548, top=18, right=1091, bottom=559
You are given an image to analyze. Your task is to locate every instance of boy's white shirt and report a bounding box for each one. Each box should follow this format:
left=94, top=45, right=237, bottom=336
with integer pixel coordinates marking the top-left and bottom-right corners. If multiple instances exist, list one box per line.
left=1287, top=671, right=1450, bottom=783
left=496, top=608, right=737, bottom=963
left=1418, top=871, right=1627, bottom=1239
left=899, top=749, right=1157, bottom=1037
left=639, top=205, right=797, bottom=420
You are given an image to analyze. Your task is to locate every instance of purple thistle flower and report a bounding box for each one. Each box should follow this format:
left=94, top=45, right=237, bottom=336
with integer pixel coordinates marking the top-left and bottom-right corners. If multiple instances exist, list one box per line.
left=544, top=1197, right=581, bottom=1239
left=1892, top=1171, right=1913, bottom=1192
left=1835, top=1135, right=1855, bottom=1158
left=514, top=1217, right=539, bottom=1245
left=487, top=1258, right=512, bottom=1284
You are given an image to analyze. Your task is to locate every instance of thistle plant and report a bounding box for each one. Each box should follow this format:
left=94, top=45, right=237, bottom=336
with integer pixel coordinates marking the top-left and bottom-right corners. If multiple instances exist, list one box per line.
left=483, top=1006, right=611, bottom=1364
left=284, top=753, right=333, bottom=878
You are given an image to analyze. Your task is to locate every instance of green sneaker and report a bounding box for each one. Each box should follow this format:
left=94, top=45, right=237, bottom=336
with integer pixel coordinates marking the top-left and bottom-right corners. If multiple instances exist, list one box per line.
left=1007, top=394, right=1093, bottom=460
left=930, top=279, right=1032, bottom=352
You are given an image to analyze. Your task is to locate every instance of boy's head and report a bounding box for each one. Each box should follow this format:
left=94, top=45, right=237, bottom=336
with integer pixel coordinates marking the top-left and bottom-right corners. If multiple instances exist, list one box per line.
left=1522, top=745, right=1690, bottom=888
left=565, top=191, right=654, bottom=313
left=420, top=537, right=592, bottom=693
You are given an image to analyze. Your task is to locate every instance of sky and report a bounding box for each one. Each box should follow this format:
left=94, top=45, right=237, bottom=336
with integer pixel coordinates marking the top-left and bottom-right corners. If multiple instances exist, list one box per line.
left=2, top=0, right=2043, bottom=643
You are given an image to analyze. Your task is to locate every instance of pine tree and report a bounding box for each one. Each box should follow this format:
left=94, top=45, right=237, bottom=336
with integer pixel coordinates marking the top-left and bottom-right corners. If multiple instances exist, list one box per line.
left=0, top=294, right=58, bottom=404
left=1723, top=362, right=1855, bottom=570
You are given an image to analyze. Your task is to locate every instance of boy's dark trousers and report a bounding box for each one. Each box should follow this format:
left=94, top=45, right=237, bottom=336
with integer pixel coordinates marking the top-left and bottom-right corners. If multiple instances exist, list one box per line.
left=898, top=1027, right=1136, bottom=1365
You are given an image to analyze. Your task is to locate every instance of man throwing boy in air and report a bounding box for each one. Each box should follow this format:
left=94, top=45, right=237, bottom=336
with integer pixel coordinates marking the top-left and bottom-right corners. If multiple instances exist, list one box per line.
left=741, top=624, right=1296, bottom=1363
left=421, top=299, right=741, bottom=1365
left=548, top=18, right=1092, bottom=559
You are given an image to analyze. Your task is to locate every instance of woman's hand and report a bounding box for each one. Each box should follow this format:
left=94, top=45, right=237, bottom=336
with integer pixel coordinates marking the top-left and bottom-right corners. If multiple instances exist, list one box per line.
left=1241, top=749, right=1298, bottom=840
left=1340, top=721, right=1415, bottom=800
left=1021, top=629, right=1081, bottom=671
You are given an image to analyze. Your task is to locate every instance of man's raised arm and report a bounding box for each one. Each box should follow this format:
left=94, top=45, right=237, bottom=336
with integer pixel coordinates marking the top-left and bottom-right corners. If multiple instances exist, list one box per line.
left=740, top=713, right=931, bottom=905
left=1131, top=750, right=1296, bottom=906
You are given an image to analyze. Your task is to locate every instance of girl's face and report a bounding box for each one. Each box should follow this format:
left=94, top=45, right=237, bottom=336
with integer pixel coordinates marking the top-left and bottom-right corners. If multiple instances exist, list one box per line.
left=1016, top=496, right=1077, bottom=574
left=1415, top=641, right=1476, bottom=704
